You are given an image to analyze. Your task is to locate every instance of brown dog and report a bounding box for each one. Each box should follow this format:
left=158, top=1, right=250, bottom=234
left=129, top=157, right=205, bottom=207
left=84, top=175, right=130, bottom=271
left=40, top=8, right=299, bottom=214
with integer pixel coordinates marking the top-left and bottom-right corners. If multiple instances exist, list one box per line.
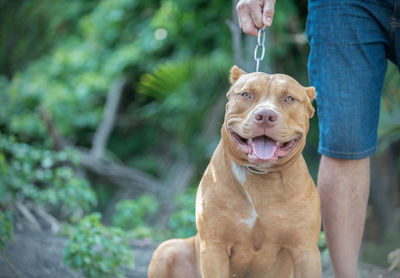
left=148, top=66, right=321, bottom=278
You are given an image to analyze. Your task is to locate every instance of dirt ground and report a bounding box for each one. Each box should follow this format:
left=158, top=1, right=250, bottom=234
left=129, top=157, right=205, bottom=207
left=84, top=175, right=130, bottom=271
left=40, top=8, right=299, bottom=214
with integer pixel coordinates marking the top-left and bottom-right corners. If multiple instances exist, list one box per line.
left=0, top=230, right=399, bottom=278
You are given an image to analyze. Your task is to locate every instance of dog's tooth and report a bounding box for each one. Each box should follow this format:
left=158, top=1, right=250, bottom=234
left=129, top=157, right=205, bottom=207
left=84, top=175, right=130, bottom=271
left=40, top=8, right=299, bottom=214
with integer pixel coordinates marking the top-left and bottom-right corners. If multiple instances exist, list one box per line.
left=276, top=141, right=280, bottom=146
left=248, top=138, right=253, bottom=143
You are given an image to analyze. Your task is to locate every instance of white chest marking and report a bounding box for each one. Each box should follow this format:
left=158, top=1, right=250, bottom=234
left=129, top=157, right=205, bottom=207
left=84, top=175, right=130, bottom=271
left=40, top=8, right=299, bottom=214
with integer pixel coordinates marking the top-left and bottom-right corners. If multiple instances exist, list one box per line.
left=195, top=185, right=202, bottom=221
left=231, top=161, right=258, bottom=228
left=231, top=161, right=246, bottom=185
left=240, top=190, right=258, bottom=228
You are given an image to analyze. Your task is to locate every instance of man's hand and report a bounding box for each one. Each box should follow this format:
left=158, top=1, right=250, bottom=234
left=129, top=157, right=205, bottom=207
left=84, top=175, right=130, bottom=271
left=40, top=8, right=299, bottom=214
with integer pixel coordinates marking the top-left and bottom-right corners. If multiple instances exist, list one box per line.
left=236, top=0, right=276, bottom=36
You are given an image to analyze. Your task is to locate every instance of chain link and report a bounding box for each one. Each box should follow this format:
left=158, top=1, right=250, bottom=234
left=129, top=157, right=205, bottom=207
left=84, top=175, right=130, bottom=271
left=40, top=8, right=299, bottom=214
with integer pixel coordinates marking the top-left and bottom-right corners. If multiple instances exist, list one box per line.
left=254, top=26, right=266, bottom=72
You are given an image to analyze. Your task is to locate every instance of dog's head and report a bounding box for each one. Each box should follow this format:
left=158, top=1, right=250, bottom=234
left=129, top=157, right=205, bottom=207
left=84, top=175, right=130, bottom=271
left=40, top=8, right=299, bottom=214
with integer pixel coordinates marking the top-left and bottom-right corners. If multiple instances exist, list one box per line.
left=222, top=66, right=315, bottom=171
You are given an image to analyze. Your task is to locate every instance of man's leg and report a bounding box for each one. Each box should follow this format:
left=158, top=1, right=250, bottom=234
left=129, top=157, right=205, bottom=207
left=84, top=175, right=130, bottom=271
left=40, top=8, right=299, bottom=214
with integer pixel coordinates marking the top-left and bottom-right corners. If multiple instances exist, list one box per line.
left=318, top=155, right=370, bottom=278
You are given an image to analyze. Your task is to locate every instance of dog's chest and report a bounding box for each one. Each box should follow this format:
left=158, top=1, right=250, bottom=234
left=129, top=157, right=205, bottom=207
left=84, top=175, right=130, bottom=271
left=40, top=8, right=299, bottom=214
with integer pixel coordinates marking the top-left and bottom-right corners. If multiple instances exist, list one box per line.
left=227, top=174, right=295, bottom=276
left=229, top=222, right=284, bottom=278
left=225, top=197, right=281, bottom=275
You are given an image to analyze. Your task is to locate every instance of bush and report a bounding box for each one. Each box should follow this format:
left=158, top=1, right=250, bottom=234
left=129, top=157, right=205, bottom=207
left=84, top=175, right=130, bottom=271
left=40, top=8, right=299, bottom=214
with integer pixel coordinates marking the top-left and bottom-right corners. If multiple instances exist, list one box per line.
left=112, top=195, right=159, bottom=238
left=0, top=134, right=97, bottom=255
left=64, top=213, right=134, bottom=278
left=0, top=135, right=97, bottom=219
left=169, top=189, right=196, bottom=238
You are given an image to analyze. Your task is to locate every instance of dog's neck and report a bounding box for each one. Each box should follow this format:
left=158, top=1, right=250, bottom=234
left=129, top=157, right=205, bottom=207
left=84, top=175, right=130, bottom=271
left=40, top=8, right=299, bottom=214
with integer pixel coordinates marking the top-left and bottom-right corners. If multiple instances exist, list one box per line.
left=246, top=166, right=268, bottom=175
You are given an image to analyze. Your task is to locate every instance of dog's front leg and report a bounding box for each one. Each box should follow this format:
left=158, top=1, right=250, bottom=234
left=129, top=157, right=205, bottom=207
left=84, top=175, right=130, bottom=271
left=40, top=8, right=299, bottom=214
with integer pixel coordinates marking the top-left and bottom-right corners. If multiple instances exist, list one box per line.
left=199, top=243, right=230, bottom=278
left=291, top=247, right=322, bottom=278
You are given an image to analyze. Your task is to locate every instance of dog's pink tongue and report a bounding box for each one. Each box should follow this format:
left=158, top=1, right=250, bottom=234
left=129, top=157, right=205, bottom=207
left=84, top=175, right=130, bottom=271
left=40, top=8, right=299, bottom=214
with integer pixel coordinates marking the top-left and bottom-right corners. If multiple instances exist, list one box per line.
left=251, top=136, right=277, bottom=160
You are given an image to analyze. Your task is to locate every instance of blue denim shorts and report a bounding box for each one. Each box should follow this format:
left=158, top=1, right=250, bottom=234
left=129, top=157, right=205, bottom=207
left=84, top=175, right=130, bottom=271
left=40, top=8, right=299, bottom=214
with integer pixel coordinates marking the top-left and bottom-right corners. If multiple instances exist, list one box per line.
left=307, top=0, right=400, bottom=159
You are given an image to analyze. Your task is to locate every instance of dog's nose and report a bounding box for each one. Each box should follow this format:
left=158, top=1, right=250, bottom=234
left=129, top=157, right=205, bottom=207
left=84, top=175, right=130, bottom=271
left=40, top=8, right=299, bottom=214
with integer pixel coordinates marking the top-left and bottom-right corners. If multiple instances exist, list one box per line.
left=254, top=108, right=278, bottom=127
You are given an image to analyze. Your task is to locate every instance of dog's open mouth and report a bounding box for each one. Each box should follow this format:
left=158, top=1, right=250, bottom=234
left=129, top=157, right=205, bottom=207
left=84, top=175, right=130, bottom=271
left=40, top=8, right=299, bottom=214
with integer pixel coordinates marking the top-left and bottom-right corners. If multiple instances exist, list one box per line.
left=230, top=129, right=300, bottom=163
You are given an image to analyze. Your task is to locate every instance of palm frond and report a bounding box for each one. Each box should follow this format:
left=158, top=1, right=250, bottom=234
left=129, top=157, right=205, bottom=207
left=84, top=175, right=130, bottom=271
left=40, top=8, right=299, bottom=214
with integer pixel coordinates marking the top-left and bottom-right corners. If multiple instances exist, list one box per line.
left=137, top=51, right=231, bottom=100
left=138, top=61, right=190, bottom=99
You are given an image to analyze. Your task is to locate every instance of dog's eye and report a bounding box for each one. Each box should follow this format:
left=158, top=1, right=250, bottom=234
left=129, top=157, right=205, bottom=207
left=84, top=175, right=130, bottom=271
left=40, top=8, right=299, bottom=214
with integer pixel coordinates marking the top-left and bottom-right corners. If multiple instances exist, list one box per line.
left=284, top=95, right=295, bottom=103
left=241, top=92, right=252, bottom=99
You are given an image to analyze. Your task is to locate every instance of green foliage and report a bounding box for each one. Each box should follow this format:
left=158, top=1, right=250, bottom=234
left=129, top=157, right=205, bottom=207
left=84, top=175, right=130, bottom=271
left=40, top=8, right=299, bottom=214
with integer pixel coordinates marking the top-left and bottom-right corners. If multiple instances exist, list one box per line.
left=137, top=51, right=231, bottom=148
left=1, top=0, right=151, bottom=144
left=0, top=133, right=98, bottom=264
left=317, top=231, right=330, bottom=262
left=0, top=0, right=96, bottom=76
left=112, top=195, right=159, bottom=237
left=0, top=212, right=13, bottom=251
left=1, top=0, right=232, bottom=145
left=64, top=213, right=134, bottom=278
left=379, top=62, right=400, bottom=154
left=0, top=1, right=233, bottom=271
left=318, top=231, right=326, bottom=250
left=0, top=0, right=233, bottom=182
left=169, top=189, right=197, bottom=238
left=138, top=52, right=230, bottom=100
left=0, top=135, right=96, bottom=219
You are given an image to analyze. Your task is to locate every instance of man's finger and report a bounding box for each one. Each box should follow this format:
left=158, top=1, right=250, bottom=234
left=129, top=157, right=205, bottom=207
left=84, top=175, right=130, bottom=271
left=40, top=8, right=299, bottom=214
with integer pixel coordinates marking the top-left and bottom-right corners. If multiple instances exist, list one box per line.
left=249, top=0, right=263, bottom=29
left=241, top=14, right=258, bottom=36
left=237, top=1, right=258, bottom=36
left=263, top=0, right=276, bottom=27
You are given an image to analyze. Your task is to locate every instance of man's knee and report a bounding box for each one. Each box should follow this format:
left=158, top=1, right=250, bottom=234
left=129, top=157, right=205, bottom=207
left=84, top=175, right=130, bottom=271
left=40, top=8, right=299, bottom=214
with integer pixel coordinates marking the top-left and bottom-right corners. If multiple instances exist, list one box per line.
left=318, top=155, right=370, bottom=197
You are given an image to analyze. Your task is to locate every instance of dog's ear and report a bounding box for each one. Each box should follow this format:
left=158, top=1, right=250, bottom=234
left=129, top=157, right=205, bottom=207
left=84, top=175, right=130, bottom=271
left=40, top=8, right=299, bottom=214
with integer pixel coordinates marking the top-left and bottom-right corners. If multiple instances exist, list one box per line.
left=305, top=87, right=316, bottom=101
left=230, top=66, right=247, bottom=84
left=305, top=87, right=316, bottom=118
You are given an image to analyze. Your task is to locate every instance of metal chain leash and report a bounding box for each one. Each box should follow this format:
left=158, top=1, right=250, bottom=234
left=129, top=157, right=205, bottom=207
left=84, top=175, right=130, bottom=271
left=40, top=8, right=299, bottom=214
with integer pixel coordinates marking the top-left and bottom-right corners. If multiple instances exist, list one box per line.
left=254, top=26, right=266, bottom=72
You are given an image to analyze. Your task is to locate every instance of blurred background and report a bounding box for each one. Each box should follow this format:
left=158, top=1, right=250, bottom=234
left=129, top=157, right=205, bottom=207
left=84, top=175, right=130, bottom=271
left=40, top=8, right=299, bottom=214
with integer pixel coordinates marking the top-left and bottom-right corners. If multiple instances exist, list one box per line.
left=0, top=0, right=399, bottom=277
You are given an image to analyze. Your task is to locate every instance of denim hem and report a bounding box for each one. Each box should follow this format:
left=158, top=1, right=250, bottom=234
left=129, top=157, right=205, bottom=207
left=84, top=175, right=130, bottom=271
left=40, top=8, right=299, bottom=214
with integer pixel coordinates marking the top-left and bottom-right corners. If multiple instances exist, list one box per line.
left=318, top=145, right=377, bottom=160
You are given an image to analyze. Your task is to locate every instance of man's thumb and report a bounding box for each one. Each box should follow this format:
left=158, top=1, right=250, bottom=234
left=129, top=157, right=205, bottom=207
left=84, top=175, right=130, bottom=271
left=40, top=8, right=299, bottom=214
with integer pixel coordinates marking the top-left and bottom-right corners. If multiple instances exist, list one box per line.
left=263, top=0, right=276, bottom=26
